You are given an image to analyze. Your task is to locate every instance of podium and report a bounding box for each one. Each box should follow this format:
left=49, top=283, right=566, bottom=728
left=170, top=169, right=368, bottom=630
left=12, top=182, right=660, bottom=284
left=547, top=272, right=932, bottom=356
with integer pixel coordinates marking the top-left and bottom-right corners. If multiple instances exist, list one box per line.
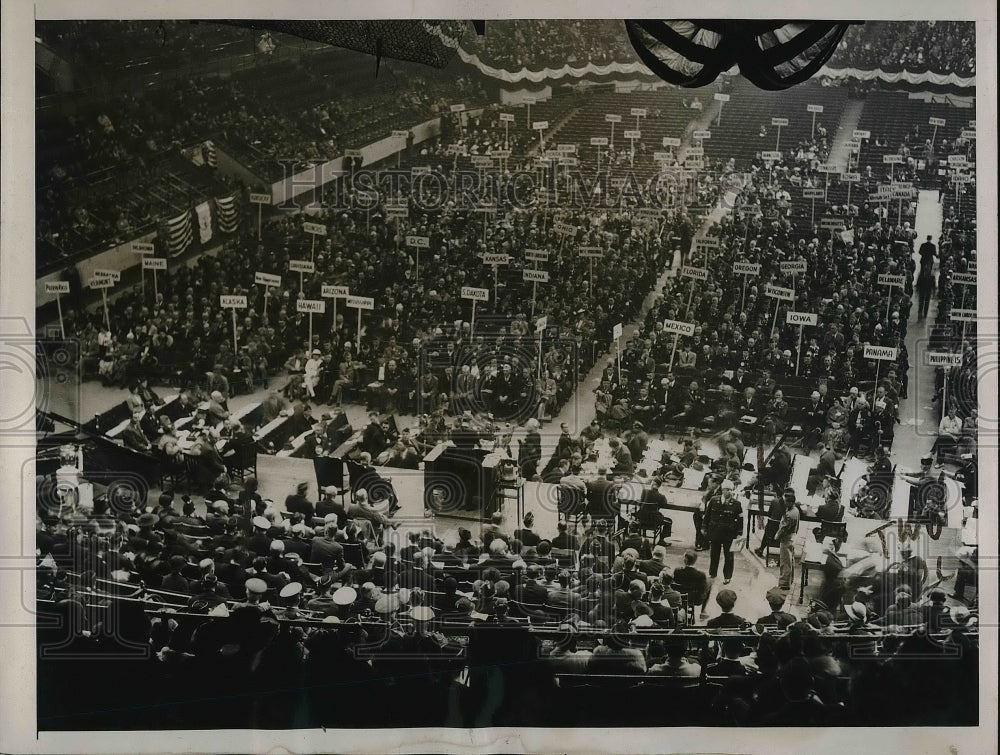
left=423, top=442, right=491, bottom=520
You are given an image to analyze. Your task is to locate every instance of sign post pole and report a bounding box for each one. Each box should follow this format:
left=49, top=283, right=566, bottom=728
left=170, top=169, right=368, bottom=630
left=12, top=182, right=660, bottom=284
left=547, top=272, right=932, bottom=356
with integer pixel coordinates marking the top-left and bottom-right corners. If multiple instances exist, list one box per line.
left=56, top=293, right=65, bottom=339
left=250, top=192, right=271, bottom=240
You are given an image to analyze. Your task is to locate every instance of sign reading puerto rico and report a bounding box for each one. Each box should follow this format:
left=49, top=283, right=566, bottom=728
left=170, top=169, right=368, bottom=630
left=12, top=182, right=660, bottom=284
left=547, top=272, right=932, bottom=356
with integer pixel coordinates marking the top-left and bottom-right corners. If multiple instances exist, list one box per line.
left=220, top=295, right=247, bottom=308
left=786, top=311, right=818, bottom=326
left=45, top=281, right=70, bottom=294
left=864, top=345, right=899, bottom=361
left=663, top=319, right=695, bottom=336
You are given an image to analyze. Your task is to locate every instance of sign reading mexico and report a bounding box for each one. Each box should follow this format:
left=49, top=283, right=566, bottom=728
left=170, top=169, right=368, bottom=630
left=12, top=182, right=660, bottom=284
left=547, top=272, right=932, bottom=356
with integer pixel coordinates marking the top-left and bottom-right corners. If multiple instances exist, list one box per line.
left=663, top=319, right=695, bottom=336
left=221, top=295, right=247, bottom=308
left=863, top=345, right=899, bottom=361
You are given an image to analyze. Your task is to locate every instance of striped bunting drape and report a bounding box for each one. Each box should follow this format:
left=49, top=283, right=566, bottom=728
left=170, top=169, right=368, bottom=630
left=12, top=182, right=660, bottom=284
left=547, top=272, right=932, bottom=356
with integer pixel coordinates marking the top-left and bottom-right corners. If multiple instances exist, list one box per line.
left=162, top=210, right=194, bottom=257
left=215, top=194, right=241, bottom=235
left=624, top=20, right=854, bottom=90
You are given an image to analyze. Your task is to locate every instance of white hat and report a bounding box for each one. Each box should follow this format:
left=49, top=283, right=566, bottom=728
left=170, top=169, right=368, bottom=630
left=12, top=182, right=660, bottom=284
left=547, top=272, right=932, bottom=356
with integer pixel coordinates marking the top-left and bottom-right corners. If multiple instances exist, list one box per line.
left=279, top=582, right=303, bottom=599
left=252, top=516, right=270, bottom=530
left=332, top=586, right=358, bottom=606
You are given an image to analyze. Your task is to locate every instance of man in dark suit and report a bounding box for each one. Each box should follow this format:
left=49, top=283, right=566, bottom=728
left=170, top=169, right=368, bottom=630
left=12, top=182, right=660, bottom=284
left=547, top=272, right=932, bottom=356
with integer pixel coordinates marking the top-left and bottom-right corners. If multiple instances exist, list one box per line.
left=585, top=467, right=617, bottom=520
left=705, top=588, right=746, bottom=628
left=802, top=390, right=827, bottom=451
left=672, top=549, right=709, bottom=608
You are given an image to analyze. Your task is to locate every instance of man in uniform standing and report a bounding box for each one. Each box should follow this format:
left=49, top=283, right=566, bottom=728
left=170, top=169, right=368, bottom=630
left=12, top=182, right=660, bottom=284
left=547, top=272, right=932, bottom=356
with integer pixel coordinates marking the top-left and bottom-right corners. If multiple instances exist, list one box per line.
left=775, top=490, right=801, bottom=591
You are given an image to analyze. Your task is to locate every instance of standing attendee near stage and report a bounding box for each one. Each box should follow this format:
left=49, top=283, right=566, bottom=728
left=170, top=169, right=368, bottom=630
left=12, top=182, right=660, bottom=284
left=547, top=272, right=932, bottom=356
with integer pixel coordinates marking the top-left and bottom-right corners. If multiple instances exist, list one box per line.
left=284, top=482, right=315, bottom=518
left=520, top=418, right=542, bottom=480
left=702, top=480, right=743, bottom=584
left=775, top=491, right=801, bottom=591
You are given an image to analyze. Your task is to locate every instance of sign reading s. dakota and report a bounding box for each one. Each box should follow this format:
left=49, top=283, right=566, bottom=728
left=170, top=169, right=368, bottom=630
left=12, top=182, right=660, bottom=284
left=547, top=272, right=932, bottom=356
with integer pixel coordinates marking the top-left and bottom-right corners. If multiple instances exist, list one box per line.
left=461, top=287, right=489, bottom=302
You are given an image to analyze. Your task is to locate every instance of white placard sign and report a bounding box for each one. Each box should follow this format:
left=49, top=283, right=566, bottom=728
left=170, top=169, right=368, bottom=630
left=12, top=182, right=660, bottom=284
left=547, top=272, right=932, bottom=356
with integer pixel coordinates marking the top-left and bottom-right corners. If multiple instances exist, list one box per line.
left=663, top=137, right=681, bottom=147
left=733, top=262, right=762, bottom=275
left=853, top=129, right=871, bottom=139
left=296, top=299, right=326, bottom=314
left=406, top=235, right=430, bottom=248
left=925, top=352, right=962, bottom=367
left=461, top=287, right=489, bottom=302
left=220, top=295, right=247, bottom=308
left=591, top=137, right=609, bottom=146
left=780, top=260, right=807, bottom=273
left=499, top=113, right=514, bottom=123
left=92, top=269, right=120, bottom=282
left=764, top=284, right=794, bottom=301
left=321, top=285, right=350, bottom=298
left=803, top=188, right=826, bottom=199
left=786, top=311, right=818, bottom=326
left=878, top=273, right=906, bottom=287
left=45, top=281, right=70, bottom=294
left=771, top=117, right=789, bottom=126
left=346, top=295, right=375, bottom=310
left=605, top=114, right=622, bottom=123
left=612, top=322, right=623, bottom=339
left=949, top=309, right=976, bottom=322
left=864, top=345, right=899, bottom=361
left=483, top=253, right=510, bottom=265
left=131, top=242, right=155, bottom=254
left=90, top=278, right=115, bottom=289
left=289, top=260, right=315, bottom=274
left=255, top=272, right=281, bottom=287
left=663, top=319, right=695, bottom=336
left=807, top=104, right=824, bottom=113
left=142, top=257, right=167, bottom=270
left=303, top=222, right=327, bottom=236
left=533, top=121, right=550, bottom=130
left=692, top=130, right=711, bottom=140
left=680, top=266, right=709, bottom=281
left=714, top=93, right=731, bottom=102
left=249, top=192, right=271, bottom=204
left=523, top=269, right=550, bottom=283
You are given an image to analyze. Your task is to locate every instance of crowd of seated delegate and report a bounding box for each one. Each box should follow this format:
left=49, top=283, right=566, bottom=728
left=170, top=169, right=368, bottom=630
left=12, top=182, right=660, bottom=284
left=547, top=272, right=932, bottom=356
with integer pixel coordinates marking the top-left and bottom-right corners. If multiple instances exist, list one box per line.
left=601, top=159, right=917, bottom=461
left=36, top=30, right=489, bottom=261
left=827, top=21, right=975, bottom=77
left=36, top=482, right=979, bottom=727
